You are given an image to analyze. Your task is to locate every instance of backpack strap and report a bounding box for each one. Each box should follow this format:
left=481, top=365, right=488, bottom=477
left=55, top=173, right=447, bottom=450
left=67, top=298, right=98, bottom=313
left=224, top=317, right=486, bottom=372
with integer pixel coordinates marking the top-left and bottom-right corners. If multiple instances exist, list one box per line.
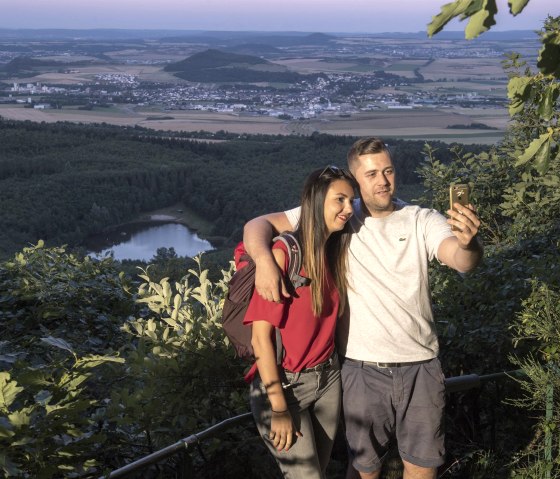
left=271, top=232, right=310, bottom=365
left=275, top=328, right=283, bottom=366
left=272, top=232, right=311, bottom=289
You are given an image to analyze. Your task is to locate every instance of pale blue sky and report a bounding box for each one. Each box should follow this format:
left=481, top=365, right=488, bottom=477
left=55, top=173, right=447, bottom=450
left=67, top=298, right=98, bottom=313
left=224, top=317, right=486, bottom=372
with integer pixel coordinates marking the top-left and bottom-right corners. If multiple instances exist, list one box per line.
left=1, top=0, right=556, bottom=32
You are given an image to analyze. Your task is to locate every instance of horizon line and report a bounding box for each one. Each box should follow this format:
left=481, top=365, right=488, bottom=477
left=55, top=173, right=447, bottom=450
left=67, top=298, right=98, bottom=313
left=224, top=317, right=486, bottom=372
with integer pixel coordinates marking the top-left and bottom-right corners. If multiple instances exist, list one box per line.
left=0, top=26, right=540, bottom=33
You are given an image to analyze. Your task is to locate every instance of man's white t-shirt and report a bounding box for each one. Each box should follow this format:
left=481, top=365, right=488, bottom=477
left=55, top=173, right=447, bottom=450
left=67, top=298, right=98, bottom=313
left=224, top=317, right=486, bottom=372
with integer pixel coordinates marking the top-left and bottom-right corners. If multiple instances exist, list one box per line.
left=285, top=199, right=454, bottom=362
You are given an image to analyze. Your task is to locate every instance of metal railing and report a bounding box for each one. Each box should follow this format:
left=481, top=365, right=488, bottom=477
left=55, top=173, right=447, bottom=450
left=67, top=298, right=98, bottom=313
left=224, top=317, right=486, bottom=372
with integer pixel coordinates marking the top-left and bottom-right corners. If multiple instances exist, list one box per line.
left=100, top=413, right=253, bottom=479
left=444, top=369, right=525, bottom=393
left=101, top=370, right=526, bottom=479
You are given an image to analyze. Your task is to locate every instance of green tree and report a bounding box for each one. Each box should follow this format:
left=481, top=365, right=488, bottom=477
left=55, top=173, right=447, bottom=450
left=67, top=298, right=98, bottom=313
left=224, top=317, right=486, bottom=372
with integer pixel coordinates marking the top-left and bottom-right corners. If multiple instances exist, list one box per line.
left=428, top=1, right=560, bottom=175
left=427, top=4, right=560, bottom=476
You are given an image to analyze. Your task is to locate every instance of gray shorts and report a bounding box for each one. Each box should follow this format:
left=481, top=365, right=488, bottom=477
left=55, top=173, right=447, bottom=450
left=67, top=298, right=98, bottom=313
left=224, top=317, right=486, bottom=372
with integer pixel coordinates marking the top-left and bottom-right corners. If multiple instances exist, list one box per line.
left=341, top=357, right=446, bottom=473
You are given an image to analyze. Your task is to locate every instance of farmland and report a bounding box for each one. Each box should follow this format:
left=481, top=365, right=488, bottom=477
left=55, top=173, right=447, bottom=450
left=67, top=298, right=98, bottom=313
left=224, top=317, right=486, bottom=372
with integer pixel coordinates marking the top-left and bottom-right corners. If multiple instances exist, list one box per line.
left=0, top=102, right=509, bottom=144
left=0, top=29, right=538, bottom=143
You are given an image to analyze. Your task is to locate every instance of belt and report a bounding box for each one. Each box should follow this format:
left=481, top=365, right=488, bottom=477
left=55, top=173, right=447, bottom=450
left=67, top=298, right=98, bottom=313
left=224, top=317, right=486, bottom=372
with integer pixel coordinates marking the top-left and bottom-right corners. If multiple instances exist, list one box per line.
left=344, top=357, right=434, bottom=368
left=298, top=352, right=337, bottom=373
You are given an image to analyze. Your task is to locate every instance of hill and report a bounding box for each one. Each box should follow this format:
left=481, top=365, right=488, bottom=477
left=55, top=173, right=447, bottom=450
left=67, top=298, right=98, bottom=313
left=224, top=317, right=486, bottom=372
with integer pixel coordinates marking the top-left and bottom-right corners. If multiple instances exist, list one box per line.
left=239, top=32, right=336, bottom=46
left=165, top=48, right=269, bottom=71
left=1, top=56, right=51, bottom=74
left=164, top=48, right=317, bottom=83
left=1, top=55, right=102, bottom=75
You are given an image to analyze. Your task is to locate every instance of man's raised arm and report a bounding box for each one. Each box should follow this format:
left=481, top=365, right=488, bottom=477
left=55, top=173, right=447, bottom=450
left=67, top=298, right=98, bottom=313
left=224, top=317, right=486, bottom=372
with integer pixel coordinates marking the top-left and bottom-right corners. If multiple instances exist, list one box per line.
left=243, top=212, right=294, bottom=302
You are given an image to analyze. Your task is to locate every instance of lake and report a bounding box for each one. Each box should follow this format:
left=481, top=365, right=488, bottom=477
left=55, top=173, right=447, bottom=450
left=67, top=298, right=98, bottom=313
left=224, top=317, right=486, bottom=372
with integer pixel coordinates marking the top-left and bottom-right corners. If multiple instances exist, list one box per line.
left=86, top=222, right=214, bottom=261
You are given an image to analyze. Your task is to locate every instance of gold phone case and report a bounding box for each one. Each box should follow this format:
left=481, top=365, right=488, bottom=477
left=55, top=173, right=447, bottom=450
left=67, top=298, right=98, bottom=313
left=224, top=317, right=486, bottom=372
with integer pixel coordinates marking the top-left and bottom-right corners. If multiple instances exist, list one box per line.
left=449, top=184, right=470, bottom=231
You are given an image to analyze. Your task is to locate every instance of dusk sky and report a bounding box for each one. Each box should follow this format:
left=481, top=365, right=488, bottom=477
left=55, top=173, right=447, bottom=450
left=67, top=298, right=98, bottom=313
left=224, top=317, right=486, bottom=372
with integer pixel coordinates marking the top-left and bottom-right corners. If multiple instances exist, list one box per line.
left=0, top=0, right=556, bottom=32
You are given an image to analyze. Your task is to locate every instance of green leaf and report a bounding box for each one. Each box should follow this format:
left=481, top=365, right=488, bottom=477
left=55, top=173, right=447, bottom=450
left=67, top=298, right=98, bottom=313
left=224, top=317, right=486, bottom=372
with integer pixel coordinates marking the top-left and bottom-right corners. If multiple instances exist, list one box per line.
left=0, top=424, right=15, bottom=439
left=508, top=0, right=529, bottom=15
left=40, top=336, right=74, bottom=354
left=162, top=316, right=178, bottom=328
left=9, top=436, right=34, bottom=446
left=507, top=76, right=533, bottom=115
left=0, top=452, right=22, bottom=476
left=58, top=371, right=89, bottom=392
left=537, top=36, right=560, bottom=78
left=533, top=138, right=552, bottom=174
left=465, top=0, right=497, bottom=40
left=427, top=0, right=472, bottom=37
left=538, top=84, right=559, bottom=120
left=507, top=76, right=532, bottom=99
left=516, top=132, right=552, bottom=172
left=76, top=355, right=125, bottom=369
left=0, top=372, right=23, bottom=411
left=163, top=281, right=172, bottom=301
left=427, top=0, right=497, bottom=39
left=8, top=409, right=31, bottom=427
left=34, top=390, right=52, bottom=406
left=173, top=293, right=182, bottom=311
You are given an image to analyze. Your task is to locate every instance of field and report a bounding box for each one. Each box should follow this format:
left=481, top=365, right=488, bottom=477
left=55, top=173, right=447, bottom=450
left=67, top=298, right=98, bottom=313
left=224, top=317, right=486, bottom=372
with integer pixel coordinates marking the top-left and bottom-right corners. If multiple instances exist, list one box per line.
left=292, top=109, right=507, bottom=144
left=393, top=80, right=506, bottom=98
left=275, top=58, right=379, bottom=73
left=0, top=104, right=292, bottom=134
left=8, top=64, right=178, bottom=85
left=0, top=103, right=508, bottom=144
left=419, top=58, right=506, bottom=81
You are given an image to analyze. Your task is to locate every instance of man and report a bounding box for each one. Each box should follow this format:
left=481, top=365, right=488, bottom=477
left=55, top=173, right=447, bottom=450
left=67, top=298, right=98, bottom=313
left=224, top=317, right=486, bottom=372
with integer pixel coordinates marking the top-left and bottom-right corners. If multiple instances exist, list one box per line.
left=243, top=137, right=483, bottom=479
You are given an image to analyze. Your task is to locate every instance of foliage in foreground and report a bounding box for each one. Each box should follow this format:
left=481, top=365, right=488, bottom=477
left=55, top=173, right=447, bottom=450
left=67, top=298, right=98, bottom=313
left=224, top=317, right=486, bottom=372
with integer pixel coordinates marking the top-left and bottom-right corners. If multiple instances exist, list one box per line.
left=420, top=11, right=560, bottom=477
left=0, top=243, right=279, bottom=478
left=0, top=243, right=132, bottom=477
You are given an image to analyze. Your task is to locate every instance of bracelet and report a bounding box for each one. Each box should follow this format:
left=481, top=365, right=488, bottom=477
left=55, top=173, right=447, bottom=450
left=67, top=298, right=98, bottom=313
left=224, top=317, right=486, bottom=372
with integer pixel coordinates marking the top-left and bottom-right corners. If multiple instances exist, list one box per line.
left=271, top=408, right=288, bottom=414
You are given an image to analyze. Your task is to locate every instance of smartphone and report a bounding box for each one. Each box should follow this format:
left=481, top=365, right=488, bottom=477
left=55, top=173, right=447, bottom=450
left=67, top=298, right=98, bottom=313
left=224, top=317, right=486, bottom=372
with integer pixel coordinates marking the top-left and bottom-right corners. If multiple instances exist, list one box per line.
left=449, top=184, right=470, bottom=231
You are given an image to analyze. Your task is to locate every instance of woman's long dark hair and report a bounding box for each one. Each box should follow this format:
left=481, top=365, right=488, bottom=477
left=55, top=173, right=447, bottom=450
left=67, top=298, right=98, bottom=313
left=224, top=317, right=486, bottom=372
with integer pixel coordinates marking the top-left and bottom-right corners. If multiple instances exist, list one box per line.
left=296, top=166, right=356, bottom=317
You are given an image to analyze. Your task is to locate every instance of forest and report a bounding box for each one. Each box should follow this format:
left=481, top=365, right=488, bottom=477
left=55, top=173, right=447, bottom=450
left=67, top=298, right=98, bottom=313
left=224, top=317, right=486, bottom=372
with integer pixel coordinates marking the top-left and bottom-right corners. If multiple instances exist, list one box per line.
left=1, top=7, right=560, bottom=479
left=0, top=119, right=480, bottom=261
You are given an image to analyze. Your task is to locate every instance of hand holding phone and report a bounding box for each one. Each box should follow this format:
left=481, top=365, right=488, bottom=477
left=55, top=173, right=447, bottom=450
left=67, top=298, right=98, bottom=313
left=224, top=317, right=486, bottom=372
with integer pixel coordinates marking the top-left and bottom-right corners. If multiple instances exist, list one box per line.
left=449, top=184, right=470, bottom=232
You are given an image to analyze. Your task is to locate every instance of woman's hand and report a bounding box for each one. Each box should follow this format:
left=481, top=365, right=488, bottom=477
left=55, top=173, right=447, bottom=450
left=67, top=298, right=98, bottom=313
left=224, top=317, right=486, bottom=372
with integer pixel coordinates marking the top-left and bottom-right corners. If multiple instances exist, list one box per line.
left=269, top=410, right=302, bottom=451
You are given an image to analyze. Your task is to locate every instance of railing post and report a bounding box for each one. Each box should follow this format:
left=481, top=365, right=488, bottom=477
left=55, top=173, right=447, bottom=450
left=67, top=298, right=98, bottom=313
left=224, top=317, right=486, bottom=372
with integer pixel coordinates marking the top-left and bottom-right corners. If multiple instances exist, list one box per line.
left=545, top=370, right=554, bottom=479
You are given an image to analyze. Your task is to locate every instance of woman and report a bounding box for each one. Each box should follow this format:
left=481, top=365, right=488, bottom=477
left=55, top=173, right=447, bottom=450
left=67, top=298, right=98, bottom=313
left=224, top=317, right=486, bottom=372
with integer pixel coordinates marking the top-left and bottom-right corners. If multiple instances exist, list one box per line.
left=243, top=165, right=356, bottom=479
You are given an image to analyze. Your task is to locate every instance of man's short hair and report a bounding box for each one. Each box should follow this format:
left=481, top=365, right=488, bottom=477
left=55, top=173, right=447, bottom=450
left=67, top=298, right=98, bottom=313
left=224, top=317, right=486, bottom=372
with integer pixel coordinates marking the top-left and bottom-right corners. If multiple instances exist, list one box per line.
left=347, top=137, right=390, bottom=173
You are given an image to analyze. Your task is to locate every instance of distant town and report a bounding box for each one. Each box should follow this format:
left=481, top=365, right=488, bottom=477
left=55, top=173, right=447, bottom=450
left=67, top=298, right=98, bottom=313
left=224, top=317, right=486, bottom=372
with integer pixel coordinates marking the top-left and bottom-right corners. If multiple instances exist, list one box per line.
left=5, top=68, right=506, bottom=119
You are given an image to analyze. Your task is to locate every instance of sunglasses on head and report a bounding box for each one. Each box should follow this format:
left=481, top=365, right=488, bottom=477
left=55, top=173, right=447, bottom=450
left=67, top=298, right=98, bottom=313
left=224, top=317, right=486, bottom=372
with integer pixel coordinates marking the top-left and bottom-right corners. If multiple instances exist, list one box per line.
left=319, top=164, right=352, bottom=179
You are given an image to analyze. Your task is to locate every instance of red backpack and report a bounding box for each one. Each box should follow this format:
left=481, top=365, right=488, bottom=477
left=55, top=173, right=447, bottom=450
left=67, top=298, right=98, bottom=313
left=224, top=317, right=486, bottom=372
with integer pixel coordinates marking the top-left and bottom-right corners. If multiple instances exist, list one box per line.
left=221, top=232, right=310, bottom=361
